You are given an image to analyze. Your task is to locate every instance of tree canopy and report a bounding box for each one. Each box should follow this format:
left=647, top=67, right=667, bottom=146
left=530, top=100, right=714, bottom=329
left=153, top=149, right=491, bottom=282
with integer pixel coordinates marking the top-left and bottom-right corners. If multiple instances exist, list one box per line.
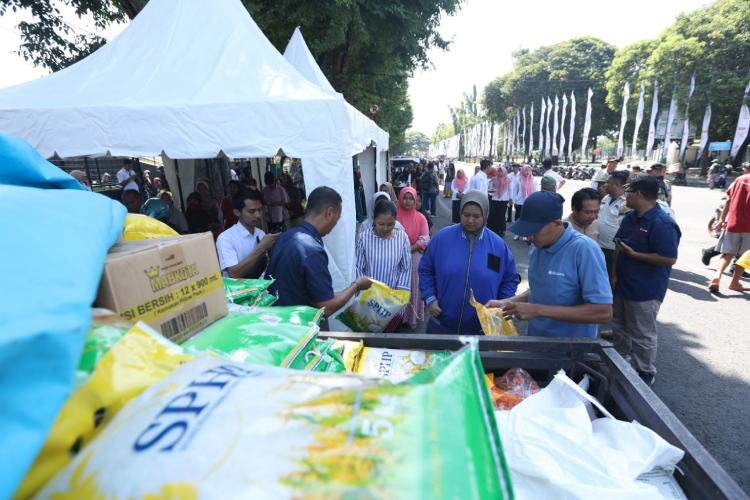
left=401, top=130, right=430, bottom=156
left=431, top=123, right=454, bottom=144
left=481, top=37, right=617, bottom=155
left=1, top=0, right=463, bottom=154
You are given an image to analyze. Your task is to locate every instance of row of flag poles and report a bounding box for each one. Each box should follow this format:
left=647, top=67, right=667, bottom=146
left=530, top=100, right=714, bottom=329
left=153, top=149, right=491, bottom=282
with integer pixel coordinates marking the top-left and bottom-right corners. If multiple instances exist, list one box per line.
left=430, top=70, right=750, bottom=162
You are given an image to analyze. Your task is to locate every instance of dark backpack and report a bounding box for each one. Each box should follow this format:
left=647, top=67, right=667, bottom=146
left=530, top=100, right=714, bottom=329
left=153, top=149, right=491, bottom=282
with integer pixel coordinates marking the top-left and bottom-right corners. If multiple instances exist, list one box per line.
left=421, top=171, right=434, bottom=191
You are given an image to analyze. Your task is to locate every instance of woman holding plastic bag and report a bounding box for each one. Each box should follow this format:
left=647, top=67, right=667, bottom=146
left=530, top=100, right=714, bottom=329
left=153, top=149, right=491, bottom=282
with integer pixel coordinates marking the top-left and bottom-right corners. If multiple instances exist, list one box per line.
left=398, top=187, right=430, bottom=329
left=345, top=201, right=411, bottom=332
left=419, top=191, right=518, bottom=335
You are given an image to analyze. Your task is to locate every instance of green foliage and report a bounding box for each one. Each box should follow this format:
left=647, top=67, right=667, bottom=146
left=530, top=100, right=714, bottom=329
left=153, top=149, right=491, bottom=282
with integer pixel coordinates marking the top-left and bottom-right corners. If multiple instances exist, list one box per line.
left=431, top=123, right=454, bottom=144
left=481, top=37, right=618, bottom=153
left=401, top=130, right=430, bottom=156
left=605, top=0, right=750, bottom=153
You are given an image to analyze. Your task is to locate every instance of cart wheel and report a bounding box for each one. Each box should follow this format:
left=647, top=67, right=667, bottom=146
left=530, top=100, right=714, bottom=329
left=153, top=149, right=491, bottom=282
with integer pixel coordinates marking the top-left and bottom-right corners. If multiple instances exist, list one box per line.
left=708, top=217, right=722, bottom=238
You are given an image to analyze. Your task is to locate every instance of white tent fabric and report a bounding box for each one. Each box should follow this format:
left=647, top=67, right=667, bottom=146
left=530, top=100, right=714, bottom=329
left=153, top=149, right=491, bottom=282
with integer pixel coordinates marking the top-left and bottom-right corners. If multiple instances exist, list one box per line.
left=0, top=0, right=354, bottom=160
left=282, top=27, right=390, bottom=295
left=0, top=0, right=393, bottom=295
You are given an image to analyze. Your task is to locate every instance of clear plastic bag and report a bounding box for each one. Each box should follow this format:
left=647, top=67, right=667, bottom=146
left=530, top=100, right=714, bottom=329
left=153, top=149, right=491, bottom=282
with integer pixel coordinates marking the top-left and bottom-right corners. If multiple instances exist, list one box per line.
left=489, top=367, right=540, bottom=411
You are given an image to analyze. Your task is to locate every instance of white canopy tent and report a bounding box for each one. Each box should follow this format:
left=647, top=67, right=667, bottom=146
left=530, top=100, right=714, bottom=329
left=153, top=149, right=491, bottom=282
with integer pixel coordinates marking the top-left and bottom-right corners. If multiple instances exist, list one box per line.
left=0, top=0, right=388, bottom=293
left=282, top=27, right=389, bottom=217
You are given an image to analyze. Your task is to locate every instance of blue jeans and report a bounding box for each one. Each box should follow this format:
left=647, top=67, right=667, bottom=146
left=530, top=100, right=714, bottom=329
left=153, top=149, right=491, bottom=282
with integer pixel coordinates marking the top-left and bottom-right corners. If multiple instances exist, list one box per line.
left=426, top=192, right=437, bottom=216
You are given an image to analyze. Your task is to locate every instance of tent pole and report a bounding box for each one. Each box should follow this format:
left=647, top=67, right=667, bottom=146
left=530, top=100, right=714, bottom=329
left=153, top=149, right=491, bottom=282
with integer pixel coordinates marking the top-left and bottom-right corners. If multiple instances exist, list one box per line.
left=174, top=159, right=185, bottom=209
left=93, top=157, right=102, bottom=187
left=83, top=157, right=93, bottom=189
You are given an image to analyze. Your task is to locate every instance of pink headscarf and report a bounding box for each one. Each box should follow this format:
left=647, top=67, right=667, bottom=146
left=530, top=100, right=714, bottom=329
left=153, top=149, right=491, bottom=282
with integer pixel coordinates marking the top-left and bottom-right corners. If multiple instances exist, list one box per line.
left=519, top=165, right=535, bottom=199
left=452, top=169, right=468, bottom=193
left=397, top=187, right=428, bottom=246
left=492, top=166, right=511, bottom=196
left=488, top=166, right=498, bottom=179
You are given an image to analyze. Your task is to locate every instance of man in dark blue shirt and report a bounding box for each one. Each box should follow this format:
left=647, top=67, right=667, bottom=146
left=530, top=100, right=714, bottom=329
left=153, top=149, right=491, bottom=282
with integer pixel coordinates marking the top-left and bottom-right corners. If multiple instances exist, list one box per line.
left=266, top=186, right=371, bottom=319
left=612, top=176, right=681, bottom=387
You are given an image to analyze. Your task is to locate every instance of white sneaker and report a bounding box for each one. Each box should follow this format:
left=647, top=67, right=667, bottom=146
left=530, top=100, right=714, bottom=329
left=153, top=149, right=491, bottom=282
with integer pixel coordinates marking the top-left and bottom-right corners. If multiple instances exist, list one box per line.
left=513, top=235, right=519, bottom=241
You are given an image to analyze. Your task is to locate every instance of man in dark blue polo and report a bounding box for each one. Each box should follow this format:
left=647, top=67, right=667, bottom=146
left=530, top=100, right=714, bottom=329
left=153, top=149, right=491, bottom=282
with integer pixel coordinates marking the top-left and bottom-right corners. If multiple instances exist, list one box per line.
left=611, top=176, right=681, bottom=387
left=266, top=186, right=371, bottom=319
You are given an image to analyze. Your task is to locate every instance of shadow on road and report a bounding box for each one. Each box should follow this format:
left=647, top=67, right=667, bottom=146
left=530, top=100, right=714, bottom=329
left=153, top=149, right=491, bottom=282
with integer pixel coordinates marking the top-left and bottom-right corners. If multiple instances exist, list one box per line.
left=654, top=319, right=750, bottom=493
left=669, top=268, right=719, bottom=303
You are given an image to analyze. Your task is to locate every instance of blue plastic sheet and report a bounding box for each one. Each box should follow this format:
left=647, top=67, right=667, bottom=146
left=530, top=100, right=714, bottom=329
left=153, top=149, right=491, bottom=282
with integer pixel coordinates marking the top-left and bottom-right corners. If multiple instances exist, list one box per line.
left=0, top=132, right=126, bottom=499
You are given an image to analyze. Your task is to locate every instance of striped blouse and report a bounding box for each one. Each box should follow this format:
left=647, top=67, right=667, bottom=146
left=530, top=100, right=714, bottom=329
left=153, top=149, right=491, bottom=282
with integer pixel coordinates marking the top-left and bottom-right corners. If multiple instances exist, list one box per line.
left=355, top=227, right=412, bottom=291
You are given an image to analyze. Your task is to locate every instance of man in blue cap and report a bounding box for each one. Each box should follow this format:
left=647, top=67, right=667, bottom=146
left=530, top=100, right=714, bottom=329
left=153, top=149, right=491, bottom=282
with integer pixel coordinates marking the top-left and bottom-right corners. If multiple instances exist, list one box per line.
left=486, top=191, right=613, bottom=337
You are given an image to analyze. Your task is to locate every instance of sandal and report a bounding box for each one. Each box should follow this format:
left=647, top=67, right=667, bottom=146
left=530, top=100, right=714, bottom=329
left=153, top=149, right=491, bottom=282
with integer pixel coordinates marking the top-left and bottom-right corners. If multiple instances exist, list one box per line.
left=708, top=279, right=720, bottom=293
left=728, top=285, right=750, bottom=292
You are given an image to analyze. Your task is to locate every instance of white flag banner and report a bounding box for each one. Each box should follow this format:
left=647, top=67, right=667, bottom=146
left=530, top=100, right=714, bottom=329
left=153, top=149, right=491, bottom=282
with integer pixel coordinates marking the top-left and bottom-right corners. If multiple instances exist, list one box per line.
left=664, top=95, right=677, bottom=151
left=646, top=80, right=659, bottom=158
left=493, top=123, right=500, bottom=156
left=581, top=88, right=593, bottom=158
left=502, top=123, right=507, bottom=157
left=568, top=91, right=576, bottom=160
left=515, top=110, right=521, bottom=156
left=545, top=96, right=552, bottom=158
left=552, top=96, right=560, bottom=157
left=680, top=74, right=696, bottom=161
left=522, top=106, right=527, bottom=158
left=617, top=82, right=630, bottom=158
left=731, top=104, right=750, bottom=158
left=560, top=93, right=568, bottom=159
left=697, top=104, right=711, bottom=160
left=631, top=82, right=645, bottom=158
left=508, top=117, right=516, bottom=157
left=539, top=98, right=546, bottom=157
left=529, top=102, right=535, bottom=155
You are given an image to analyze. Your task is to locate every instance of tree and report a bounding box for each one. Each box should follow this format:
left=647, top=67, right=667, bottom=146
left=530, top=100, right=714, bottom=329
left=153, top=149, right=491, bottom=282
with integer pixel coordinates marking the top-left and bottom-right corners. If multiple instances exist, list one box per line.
left=401, top=130, right=430, bottom=156
left=481, top=37, right=618, bottom=158
left=1, top=0, right=463, bottom=150
left=431, top=123, right=454, bottom=144
left=604, top=0, right=750, bottom=166
left=448, top=84, right=482, bottom=157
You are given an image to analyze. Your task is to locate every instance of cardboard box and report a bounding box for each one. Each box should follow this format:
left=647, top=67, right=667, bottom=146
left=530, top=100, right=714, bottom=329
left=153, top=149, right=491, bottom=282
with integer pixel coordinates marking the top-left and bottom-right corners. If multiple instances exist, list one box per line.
left=96, top=232, right=227, bottom=344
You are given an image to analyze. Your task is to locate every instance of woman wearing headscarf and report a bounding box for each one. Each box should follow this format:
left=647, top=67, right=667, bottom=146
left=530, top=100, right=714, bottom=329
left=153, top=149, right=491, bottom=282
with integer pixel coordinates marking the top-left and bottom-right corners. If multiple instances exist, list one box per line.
left=488, top=166, right=512, bottom=237
left=220, top=180, right=241, bottom=231
left=184, top=192, right=212, bottom=234
left=418, top=191, right=518, bottom=335
left=196, top=177, right=222, bottom=234
left=398, top=187, right=430, bottom=329
left=443, top=162, right=454, bottom=197
left=379, top=182, right=397, bottom=203
left=451, top=169, right=468, bottom=224
left=282, top=173, right=304, bottom=227
left=358, top=192, right=405, bottom=239
left=510, top=165, right=538, bottom=242
left=355, top=200, right=412, bottom=333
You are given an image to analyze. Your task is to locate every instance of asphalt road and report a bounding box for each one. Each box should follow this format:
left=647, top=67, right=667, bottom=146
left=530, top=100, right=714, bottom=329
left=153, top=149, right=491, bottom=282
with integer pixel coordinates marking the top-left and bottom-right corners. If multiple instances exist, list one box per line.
left=413, top=167, right=749, bottom=492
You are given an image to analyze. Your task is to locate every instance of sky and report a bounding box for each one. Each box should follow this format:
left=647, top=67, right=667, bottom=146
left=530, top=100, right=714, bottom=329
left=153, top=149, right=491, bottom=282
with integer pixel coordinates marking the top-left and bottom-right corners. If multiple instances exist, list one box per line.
left=408, top=0, right=712, bottom=135
left=0, top=0, right=710, bottom=134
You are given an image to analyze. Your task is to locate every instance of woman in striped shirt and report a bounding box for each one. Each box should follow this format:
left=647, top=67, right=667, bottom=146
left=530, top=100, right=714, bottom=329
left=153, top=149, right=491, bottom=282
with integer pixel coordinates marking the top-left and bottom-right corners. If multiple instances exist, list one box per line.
left=355, top=200, right=412, bottom=333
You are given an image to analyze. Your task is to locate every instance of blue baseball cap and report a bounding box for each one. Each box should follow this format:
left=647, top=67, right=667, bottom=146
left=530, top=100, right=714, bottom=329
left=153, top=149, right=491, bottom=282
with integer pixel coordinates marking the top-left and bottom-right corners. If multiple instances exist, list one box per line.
left=509, top=191, right=565, bottom=237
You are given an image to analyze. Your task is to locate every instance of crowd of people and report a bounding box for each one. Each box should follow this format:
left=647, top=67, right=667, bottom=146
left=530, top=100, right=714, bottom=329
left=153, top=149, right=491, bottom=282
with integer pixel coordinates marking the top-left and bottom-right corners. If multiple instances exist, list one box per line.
left=73, top=153, right=750, bottom=388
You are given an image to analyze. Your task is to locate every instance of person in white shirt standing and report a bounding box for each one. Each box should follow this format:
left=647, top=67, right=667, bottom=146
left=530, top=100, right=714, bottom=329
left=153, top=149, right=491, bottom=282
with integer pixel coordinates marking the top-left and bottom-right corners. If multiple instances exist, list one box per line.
left=216, top=189, right=281, bottom=279
left=117, top=159, right=141, bottom=192
left=467, top=159, right=492, bottom=195
left=591, top=157, right=618, bottom=189
left=598, top=170, right=631, bottom=276
left=541, top=159, right=565, bottom=191
left=507, top=163, right=521, bottom=222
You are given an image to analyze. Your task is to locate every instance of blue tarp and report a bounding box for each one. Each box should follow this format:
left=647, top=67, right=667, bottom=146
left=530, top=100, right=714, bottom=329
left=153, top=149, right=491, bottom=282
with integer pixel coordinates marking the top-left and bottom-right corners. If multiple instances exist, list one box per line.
left=0, top=132, right=126, bottom=499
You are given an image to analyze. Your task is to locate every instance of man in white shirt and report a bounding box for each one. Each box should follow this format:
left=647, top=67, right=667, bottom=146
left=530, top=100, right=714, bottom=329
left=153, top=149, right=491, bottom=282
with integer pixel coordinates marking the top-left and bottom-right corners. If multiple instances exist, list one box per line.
left=598, top=170, right=631, bottom=274
left=542, top=159, right=566, bottom=191
left=117, top=159, right=141, bottom=191
left=591, top=157, right=618, bottom=189
left=507, top=163, right=521, bottom=222
left=467, top=159, right=491, bottom=195
left=216, top=189, right=281, bottom=279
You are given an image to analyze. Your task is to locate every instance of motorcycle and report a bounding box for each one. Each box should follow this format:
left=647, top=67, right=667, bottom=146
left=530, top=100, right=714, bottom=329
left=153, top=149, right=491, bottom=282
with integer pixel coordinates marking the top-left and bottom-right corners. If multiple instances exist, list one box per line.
left=708, top=199, right=725, bottom=239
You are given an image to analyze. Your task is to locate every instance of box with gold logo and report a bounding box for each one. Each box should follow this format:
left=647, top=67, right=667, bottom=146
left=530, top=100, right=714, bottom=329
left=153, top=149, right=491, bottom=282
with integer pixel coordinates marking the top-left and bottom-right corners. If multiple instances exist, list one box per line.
left=96, top=232, right=227, bottom=343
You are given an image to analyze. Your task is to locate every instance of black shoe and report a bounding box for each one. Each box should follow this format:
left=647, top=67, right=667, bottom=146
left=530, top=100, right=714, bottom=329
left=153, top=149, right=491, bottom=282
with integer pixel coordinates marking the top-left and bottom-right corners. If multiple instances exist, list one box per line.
left=639, top=372, right=655, bottom=387
left=499, top=232, right=506, bottom=237
left=702, top=247, right=720, bottom=266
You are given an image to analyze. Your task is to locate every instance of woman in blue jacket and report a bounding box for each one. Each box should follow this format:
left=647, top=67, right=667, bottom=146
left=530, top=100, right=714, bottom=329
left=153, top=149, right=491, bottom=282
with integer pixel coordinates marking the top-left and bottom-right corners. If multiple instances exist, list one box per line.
left=418, top=190, right=518, bottom=334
